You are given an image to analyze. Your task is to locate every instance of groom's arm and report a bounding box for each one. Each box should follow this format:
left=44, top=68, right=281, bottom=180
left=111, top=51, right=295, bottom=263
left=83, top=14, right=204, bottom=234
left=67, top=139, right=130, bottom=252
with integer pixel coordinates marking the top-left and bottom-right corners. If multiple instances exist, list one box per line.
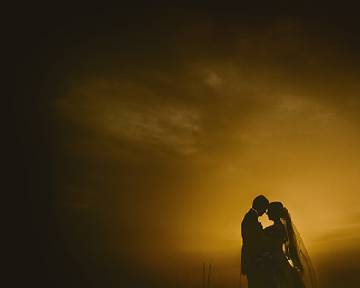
left=242, top=216, right=263, bottom=244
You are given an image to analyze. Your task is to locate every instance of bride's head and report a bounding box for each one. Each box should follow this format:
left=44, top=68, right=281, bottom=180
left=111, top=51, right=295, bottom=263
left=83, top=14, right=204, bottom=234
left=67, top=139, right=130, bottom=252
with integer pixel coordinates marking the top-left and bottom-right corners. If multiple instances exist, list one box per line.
left=267, top=201, right=288, bottom=222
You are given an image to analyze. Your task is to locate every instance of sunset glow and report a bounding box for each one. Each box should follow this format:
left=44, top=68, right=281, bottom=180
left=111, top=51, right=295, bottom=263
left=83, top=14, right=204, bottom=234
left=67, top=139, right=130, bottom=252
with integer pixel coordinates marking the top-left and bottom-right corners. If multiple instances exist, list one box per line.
left=23, top=6, right=360, bottom=287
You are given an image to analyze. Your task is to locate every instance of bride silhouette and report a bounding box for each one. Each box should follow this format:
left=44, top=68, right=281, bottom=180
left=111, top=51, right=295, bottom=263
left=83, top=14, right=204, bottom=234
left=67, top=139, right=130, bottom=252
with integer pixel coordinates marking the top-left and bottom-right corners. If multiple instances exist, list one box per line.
left=263, top=201, right=317, bottom=288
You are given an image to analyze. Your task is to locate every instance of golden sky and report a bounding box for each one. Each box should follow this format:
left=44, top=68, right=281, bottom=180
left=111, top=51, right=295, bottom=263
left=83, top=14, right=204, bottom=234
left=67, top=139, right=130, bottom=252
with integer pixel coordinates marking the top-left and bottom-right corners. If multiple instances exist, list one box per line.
left=51, top=8, right=360, bottom=287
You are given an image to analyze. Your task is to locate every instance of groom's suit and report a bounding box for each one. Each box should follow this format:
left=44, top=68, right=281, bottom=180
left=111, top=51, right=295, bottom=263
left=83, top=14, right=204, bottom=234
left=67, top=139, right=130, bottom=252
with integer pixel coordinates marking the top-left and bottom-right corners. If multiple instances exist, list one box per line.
left=241, top=208, right=267, bottom=288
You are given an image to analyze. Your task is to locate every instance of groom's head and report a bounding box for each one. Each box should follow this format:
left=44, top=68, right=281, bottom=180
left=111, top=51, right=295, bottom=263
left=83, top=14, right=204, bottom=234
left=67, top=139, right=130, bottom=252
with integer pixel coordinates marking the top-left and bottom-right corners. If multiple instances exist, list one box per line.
left=252, top=195, right=269, bottom=216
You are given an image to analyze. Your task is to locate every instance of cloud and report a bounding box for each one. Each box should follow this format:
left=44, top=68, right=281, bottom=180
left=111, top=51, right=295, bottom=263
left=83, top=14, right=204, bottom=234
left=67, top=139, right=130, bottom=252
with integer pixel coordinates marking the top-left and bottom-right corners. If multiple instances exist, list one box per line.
left=204, top=71, right=223, bottom=88
left=56, top=78, right=202, bottom=155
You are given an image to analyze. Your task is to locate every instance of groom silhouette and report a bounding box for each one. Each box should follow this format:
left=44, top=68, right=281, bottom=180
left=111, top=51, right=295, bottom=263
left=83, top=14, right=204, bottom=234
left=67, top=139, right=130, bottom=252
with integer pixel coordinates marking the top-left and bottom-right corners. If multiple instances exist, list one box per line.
left=241, top=195, right=269, bottom=288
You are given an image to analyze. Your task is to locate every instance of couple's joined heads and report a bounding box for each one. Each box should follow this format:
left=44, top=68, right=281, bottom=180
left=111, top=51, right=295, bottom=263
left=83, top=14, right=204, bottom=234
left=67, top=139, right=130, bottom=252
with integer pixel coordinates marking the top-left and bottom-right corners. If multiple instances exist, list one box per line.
left=252, top=195, right=287, bottom=221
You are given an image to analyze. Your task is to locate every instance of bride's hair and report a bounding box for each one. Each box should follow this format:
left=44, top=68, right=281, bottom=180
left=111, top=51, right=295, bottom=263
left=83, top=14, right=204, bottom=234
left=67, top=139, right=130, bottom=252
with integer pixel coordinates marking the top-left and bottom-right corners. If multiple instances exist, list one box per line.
left=267, top=201, right=286, bottom=220
left=282, top=207, right=291, bottom=220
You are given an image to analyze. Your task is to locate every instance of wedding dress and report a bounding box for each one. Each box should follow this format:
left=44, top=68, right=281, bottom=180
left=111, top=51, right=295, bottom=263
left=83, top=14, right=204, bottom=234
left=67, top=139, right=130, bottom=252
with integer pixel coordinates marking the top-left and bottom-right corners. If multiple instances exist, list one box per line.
left=264, top=208, right=317, bottom=288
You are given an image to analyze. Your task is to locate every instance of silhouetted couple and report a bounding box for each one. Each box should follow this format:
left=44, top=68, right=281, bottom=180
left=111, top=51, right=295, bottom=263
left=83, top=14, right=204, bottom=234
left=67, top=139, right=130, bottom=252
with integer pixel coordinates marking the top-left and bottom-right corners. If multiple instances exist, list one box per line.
left=241, top=195, right=317, bottom=288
